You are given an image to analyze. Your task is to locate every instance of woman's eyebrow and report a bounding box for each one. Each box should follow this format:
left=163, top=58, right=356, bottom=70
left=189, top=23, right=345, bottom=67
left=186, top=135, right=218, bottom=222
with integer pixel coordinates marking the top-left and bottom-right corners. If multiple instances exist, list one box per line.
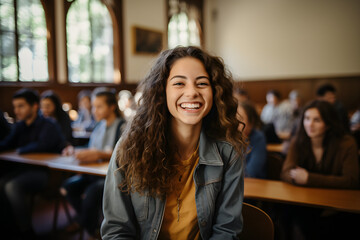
left=169, top=75, right=186, bottom=81
left=196, top=76, right=210, bottom=80
left=169, top=75, right=209, bottom=81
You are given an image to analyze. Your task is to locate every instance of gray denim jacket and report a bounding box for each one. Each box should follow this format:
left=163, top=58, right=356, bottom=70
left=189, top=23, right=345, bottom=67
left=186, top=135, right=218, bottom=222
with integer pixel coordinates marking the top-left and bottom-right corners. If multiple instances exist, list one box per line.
left=101, top=130, right=244, bottom=240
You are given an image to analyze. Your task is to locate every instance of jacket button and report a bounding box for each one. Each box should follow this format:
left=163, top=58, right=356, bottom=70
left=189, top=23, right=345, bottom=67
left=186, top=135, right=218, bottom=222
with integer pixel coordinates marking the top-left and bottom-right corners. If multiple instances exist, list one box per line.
left=201, top=220, right=207, bottom=226
left=153, top=229, right=157, bottom=233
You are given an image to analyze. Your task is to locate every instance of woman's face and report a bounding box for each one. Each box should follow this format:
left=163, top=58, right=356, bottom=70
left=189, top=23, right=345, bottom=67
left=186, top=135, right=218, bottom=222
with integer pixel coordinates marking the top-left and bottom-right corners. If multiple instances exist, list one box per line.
left=166, top=57, right=213, bottom=128
left=303, top=108, right=327, bottom=139
left=40, top=98, right=56, bottom=118
left=80, top=96, right=91, bottom=111
left=92, top=96, right=113, bottom=122
left=237, top=106, right=252, bottom=136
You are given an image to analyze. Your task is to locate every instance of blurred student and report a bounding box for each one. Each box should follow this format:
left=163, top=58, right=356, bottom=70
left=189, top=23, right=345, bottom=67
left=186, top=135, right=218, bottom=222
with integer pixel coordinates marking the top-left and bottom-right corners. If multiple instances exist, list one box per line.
left=261, top=89, right=294, bottom=141
left=280, top=100, right=358, bottom=239
left=316, top=83, right=350, bottom=132
left=350, top=105, right=360, bottom=151
left=288, top=89, right=304, bottom=123
left=351, top=108, right=360, bottom=131
left=233, top=86, right=250, bottom=103
left=282, top=100, right=358, bottom=187
left=41, top=90, right=73, bottom=144
left=72, top=89, right=96, bottom=131
left=0, top=110, right=11, bottom=141
left=238, top=101, right=267, bottom=178
left=61, top=88, right=125, bottom=238
left=281, top=89, right=305, bottom=154
left=0, top=88, right=66, bottom=239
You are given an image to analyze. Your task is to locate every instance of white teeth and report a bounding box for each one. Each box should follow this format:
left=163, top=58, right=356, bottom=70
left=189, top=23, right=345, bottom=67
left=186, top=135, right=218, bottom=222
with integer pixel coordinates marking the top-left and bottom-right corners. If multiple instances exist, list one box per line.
left=180, top=103, right=200, bottom=109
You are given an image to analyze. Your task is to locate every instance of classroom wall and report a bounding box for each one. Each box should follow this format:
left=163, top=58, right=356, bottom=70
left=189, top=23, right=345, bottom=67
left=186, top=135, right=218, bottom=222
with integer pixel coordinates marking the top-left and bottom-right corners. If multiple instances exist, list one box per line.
left=53, top=0, right=167, bottom=84
left=123, top=0, right=167, bottom=83
left=204, top=0, right=360, bottom=80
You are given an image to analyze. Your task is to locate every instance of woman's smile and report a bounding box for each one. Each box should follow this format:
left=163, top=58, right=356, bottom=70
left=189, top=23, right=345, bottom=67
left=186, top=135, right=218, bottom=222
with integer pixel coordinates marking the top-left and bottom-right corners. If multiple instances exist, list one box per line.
left=166, top=57, right=213, bottom=127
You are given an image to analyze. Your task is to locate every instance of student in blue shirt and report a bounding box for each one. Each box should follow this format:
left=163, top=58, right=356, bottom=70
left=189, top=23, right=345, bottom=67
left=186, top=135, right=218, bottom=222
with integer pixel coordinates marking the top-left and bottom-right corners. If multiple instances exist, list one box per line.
left=237, top=101, right=267, bottom=178
left=61, top=88, right=125, bottom=238
left=0, top=88, right=66, bottom=239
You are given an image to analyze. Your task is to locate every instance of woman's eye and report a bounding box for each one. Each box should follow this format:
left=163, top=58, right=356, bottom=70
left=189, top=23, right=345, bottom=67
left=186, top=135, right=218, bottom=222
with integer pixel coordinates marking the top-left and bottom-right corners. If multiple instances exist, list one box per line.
left=173, top=82, right=184, bottom=86
left=198, top=82, right=209, bottom=86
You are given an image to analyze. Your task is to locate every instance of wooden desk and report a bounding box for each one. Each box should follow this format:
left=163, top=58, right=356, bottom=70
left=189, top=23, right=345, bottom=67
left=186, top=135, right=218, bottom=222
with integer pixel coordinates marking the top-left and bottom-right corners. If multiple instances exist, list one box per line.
left=0, top=151, right=108, bottom=176
left=266, top=143, right=284, bottom=153
left=2, top=151, right=360, bottom=213
left=244, top=178, right=360, bottom=214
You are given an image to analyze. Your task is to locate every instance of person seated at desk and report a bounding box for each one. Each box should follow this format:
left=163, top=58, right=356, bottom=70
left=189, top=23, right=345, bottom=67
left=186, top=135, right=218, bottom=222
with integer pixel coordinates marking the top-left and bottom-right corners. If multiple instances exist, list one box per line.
left=61, top=88, right=125, bottom=238
left=41, top=90, right=73, bottom=144
left=261, top=89, right=293, bottom=143
left=0, top=88, right=66, bottom=239
left=316, top=83, right=350, bottom=133
left=237, top=101, right=267, bottom=178
left=280, top=100, right=359, bottom=240
left=0, top=109, right=11, bottom=141
left=72, top=89, right=97, bottom=132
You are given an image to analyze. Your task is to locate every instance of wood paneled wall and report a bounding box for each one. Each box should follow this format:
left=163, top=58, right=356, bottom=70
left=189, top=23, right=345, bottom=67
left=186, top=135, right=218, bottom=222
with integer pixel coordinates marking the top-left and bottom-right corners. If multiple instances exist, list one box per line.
left=235, top=76, right=360, bottom=114
left=0, top=75, right=359, bottom=118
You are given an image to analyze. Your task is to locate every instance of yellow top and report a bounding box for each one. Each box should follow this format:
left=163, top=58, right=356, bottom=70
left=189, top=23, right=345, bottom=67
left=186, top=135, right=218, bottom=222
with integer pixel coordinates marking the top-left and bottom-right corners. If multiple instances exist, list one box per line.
left=158, top=146, right=200, bottom=240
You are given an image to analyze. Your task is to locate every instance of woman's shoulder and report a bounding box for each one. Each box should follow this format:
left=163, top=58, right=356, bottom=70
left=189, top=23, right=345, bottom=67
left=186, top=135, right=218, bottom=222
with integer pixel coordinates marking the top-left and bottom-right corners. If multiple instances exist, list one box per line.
left=339, top=134, right=357, bottom=147
left=211, top=136, right=243, bottom=165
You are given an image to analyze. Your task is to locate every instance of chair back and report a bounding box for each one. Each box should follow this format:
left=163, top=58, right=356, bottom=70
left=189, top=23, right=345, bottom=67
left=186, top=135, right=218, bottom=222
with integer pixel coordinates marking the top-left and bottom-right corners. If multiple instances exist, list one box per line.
left=239, top=202, right=274, bottom=240
left=266, top=152, right=285, bottom=180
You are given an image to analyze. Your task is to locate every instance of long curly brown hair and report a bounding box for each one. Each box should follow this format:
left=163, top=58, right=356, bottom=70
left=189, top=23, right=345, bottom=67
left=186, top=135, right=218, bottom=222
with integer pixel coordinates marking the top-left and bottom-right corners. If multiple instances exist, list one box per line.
left=117, top=46, right=247, bottom=197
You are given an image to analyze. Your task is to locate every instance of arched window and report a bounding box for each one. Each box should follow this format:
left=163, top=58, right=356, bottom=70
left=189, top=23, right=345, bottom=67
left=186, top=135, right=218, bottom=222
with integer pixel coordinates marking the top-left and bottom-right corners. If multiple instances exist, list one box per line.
left=66, top=0, right=114, bottom=83
left=0, top=0, right=48, bottom=82
left=168, top=0, right=203, bottom=49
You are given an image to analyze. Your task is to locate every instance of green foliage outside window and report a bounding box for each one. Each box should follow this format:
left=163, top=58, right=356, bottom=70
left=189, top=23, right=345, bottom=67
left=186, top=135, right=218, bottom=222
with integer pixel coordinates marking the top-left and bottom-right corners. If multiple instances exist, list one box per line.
left=67, top=0, right=114, bottom=83
left=0, top=0, right=48, bottom=82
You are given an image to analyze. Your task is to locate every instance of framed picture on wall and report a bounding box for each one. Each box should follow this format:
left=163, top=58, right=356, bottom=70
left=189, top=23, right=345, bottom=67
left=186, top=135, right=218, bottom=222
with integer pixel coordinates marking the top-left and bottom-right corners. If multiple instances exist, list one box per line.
left=132, top=26, right=163, bottom=55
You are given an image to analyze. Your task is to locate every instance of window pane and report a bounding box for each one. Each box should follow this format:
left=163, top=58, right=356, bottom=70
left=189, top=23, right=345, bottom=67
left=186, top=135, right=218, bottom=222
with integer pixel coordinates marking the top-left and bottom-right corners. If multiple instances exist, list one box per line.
left=0, top=0, right=48, bottom=82
left=0, top=1, right=15, bottom=32
left=168, top=2, right=201, bottom=49
left=0, top=0, right=16, bottom=81
left=17, top=0, right=48, bottom=82
left=67, top=0, right=114, bottom=83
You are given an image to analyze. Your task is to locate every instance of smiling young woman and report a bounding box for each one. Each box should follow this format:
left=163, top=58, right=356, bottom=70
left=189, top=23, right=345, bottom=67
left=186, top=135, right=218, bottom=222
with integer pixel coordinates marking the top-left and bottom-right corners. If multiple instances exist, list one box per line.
left=101, top=46, right=248, bottom=240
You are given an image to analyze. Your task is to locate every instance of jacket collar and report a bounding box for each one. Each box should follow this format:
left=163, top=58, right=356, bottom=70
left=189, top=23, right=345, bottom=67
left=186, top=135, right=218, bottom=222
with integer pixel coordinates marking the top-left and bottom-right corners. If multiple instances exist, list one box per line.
left=198, top=129, right=224, bottom=166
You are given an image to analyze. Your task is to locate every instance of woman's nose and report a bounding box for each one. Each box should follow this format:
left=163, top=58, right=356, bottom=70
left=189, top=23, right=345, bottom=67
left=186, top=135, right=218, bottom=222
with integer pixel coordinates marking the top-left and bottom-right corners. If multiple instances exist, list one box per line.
left=184, top=83, right=199, bottom=98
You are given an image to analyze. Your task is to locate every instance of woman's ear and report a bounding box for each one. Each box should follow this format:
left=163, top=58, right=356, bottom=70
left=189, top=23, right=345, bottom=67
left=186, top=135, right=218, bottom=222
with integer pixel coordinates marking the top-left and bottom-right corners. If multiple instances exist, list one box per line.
left=111, top=104, right=117, bottom=113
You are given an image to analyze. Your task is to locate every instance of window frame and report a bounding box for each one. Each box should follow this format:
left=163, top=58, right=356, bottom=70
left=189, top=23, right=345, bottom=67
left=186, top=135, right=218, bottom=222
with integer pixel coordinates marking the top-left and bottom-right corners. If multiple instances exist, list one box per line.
left=0, top=0, right=125, bottom=87
left=0, top=0, right=55, bottom=84
left=64, top=0, right=124, bottom=85
left=166, top=0, right=204, bottom=49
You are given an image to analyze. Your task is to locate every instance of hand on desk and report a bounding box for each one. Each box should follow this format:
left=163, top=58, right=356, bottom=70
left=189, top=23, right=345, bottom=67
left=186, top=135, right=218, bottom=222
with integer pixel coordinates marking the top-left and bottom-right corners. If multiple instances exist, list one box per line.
left=62, top=145, right=112, bottom=163
left=289, top=167, right=309, bottom=185
left=62, top=146, right=101, bottom=163
left=74, top=149, right=101, bottom=163
left=62, top=145, right=75, bottom=156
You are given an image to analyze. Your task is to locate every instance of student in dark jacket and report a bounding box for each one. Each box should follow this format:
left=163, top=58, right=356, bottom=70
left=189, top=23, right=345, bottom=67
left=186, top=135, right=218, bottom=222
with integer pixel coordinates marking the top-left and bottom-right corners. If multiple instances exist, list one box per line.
left=0, top=110, right=11, bottom=141
left=316, top=83, right=350, bottom=133
left=0, top=88, right=66, bottom=239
